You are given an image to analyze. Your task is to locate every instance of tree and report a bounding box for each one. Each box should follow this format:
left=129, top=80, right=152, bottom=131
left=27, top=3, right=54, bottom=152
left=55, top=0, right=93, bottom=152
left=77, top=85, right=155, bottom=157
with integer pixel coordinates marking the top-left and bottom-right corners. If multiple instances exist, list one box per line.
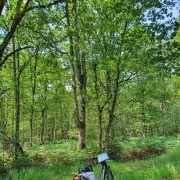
left=65, top=0, right=88, bottom=149
left=0, top=0, right=63, bottom=67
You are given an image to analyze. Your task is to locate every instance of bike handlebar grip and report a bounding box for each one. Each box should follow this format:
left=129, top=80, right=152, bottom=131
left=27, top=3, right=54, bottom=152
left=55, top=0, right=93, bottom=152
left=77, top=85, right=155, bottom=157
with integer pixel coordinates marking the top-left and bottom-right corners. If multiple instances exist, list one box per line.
left=88, top=156, right=97, bottom=161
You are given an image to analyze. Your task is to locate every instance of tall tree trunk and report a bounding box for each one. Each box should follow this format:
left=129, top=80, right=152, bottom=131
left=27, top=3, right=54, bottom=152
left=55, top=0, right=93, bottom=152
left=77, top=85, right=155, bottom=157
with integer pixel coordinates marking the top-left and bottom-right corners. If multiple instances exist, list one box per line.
left=40, top=106, right=45, bottom=144
left=52, top=116, right=56, bottom=143
left=98, top=109, right=103, bottom=151
left=0, top=97, right=6, bottom=131
left=93, top=63, right=103, bottom=151
left=29, top=46, right=38, bottom=147
left=66, top=1, right=87, bottom=150
left=139, top=76, right=147, bottom=138
left=40, top=84, right=47, bottom=144
left=13, top=37, right=20, bottom=160
left=77, top=51, right=87, bottom=149
left=60, top=105, right=64, bottom=139
left=141, top=89, right=147, bottom=138
left=53, top=88, right=58, bottom=143
left=105, top=20, right=128, bottom=150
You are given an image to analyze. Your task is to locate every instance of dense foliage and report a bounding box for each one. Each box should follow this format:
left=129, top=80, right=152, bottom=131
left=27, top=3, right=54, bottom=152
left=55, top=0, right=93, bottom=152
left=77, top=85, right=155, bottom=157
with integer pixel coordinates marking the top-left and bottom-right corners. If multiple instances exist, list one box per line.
left=0, top=0, right=180, bottom=166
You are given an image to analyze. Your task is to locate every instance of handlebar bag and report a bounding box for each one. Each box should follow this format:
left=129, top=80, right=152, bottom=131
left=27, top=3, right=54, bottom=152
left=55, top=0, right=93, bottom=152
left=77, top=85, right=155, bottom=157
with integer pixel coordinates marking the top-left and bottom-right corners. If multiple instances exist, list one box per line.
left=80, top=172, right=96, bottom=180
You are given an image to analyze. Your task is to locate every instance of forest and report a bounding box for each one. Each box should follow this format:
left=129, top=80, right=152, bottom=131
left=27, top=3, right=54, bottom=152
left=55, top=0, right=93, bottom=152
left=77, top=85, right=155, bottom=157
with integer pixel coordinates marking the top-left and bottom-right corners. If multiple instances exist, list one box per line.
left=0, top=0, right=180, bottom=179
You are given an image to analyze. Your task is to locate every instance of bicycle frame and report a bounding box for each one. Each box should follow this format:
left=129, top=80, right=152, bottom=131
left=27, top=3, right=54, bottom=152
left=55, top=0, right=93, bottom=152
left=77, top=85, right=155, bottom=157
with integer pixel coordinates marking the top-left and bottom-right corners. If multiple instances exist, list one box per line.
left=98, top=160, right=114, bottom=180
left=97, top=153, right=114, bottom=180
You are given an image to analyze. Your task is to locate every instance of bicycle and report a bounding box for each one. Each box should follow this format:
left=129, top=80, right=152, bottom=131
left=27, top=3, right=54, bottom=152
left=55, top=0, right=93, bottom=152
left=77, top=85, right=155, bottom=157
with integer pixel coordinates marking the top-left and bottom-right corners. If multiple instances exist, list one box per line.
left=73, top=152, right=114, bottom=180
left=97, top=153, right=114, bottom=180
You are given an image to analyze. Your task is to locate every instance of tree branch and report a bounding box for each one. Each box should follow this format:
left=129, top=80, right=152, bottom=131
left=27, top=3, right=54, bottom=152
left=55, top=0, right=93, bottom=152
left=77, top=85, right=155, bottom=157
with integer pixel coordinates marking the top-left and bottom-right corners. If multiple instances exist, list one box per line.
left=0, top=0, right=7, bottom=15
left=0, top=0, right=64, bottom=67
left=0, top=88, right=10, bottom=98
left=0, top=0, right=31, bottom=67
left=26, top=0, right=64, bottom=12
left=0, top=46, right=33, bottom=67
left=118, top=71, right=139, bottom=88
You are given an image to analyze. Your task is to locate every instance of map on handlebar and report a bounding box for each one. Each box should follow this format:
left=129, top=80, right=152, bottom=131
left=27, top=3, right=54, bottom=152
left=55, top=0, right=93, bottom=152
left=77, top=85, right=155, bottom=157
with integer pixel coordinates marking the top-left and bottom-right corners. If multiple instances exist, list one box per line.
left=98, top=153, right=109, bottom=163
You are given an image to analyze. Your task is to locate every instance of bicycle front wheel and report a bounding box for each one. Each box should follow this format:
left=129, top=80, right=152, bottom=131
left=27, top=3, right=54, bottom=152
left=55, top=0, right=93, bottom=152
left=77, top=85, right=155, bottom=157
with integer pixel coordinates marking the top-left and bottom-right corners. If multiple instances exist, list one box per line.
left=105, top=169, right=114, bottom=180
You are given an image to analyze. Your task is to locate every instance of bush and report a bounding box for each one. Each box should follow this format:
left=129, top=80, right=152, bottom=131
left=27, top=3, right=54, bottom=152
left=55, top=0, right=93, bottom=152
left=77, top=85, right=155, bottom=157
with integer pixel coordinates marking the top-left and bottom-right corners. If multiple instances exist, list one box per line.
left=114, top=136, right=177, bottom=161
left=0, top=160, right=7, bottom=178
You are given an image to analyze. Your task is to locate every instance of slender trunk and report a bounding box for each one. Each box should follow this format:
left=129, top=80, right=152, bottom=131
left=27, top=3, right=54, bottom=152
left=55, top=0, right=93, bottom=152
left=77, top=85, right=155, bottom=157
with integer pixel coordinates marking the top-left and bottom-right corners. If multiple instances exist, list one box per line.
left=105, top=20, right=128, bottom=150
left=141, top=99, right=147, bottom=138
left=0, top=98, right=6, bottom=131
left=77, top=51, right=87, bottom=149
left=93, top=63, right=103, bottom=151
left=30, top=104, right=34, bottom=146
left=160, top=75, right=166, bottom=135
left=12, top=107, right=15, bottom=152
left=29, top=47, right=38, bottom=147
left=13, top=37, right=20, bottom=160
left=53, top=88, right=58, bottom=143
left=98, top=110, right=103, bottom=151
left=40, top=84, right=47, bottom=144
left=22, top=111, right=24, bottom=145
left=40, top=106, right=45, bottom=144
left=105, top=110, right=115, bottom=150
left=60, top=105, right=64, bottom=139
left=140, top=79, right=147, bottom=138
left=52, top=117, right=56, bottom=143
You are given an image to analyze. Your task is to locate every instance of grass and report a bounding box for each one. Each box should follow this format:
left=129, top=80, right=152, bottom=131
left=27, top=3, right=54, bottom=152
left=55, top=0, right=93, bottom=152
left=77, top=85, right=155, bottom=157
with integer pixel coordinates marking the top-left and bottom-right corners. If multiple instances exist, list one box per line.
left=112, top=151, right=179, bottom=179
left=8, top=164, right=77, bottom=180
left=3, top=136, right=180, bottom=179
left=6, top=148, right=180, bottom=180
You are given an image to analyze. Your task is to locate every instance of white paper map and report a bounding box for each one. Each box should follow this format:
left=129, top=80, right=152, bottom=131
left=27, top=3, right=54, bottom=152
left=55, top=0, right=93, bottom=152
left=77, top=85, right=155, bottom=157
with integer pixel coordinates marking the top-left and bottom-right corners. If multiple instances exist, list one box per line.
left=98, top=153, right=109, bottom=163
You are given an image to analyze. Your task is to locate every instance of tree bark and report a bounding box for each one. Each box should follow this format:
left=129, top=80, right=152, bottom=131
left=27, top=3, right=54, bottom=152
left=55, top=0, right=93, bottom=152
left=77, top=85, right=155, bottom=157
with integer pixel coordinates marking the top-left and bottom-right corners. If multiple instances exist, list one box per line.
left=0, top=0, right=7, bottom=15
left=93, top=63, right=103, bottom=151
left=40, top=106, right=45, bottom=144
left=53, top=87, right=58, bottom=143
left=66, top=1, right=87, bottom=150
left=29, top=46, right=38, bottom=147
left=77, top=51, right=87, bottom=149
left=12, top=37, right=20, bottom=160
left=40, top=84, right=47, bottom=145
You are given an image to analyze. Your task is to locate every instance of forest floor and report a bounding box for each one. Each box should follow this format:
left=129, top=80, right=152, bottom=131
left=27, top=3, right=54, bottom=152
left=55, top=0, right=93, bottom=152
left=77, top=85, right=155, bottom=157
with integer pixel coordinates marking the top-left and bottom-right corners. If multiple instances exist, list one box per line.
left=2, top=136, right=180, bottom=179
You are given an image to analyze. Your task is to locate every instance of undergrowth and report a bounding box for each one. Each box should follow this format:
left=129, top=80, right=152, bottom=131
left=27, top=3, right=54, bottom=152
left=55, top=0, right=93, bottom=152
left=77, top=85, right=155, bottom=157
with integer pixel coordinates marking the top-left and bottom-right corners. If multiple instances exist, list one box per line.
left=115, top=136, right=177, bottom=161
left=6, top=148, right=180, bottom=180
left=0, top=136, right=179, bottom=179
